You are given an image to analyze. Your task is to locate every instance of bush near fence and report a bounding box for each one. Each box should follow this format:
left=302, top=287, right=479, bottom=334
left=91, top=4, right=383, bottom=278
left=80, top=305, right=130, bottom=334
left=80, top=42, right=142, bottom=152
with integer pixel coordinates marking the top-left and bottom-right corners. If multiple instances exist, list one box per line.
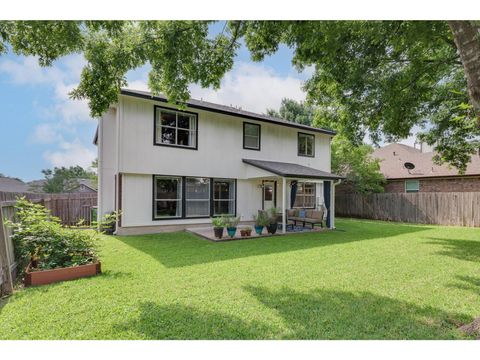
left=0, top=191, right=97, bottom=296
left=335, top=192, right=480, bottom=227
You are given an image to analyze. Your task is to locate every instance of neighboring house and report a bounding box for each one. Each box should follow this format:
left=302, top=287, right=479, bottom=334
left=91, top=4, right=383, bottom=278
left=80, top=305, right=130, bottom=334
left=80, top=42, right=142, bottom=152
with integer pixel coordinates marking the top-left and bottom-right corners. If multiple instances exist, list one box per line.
left=95, top=89, right=342, bottom=235
left=0, top=176, right=31, bottom=193
left=371, top=143, right=480, bottom=193
left=0, top=177, right=97, bottom=194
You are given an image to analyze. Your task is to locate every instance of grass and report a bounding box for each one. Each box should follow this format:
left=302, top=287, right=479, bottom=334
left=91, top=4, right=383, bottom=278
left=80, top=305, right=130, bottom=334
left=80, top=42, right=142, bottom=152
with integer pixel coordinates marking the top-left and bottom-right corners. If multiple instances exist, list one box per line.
left=1, top=218, right=480, bottom=339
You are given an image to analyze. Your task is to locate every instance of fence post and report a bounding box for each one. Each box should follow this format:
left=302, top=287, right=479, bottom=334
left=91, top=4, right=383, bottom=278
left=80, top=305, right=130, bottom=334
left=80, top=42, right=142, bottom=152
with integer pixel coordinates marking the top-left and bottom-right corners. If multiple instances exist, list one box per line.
left=0, top=205, right=14, bottom=295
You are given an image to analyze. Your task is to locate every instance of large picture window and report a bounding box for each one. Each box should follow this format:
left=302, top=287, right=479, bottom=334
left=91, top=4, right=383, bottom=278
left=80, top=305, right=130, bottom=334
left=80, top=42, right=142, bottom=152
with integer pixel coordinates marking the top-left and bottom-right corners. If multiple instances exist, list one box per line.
left=154, top=176, right=182, bottom=218
left=294, top=182, right=316, bottom=208
left=185, top=177, right=210, bottom=217
left=213, top=179, right=236, bottom=216
left=298, top=132, right=315, bottom=157
left=155, top=106, right=197, bottom=149
left=243, top=122, right=261, bottom=150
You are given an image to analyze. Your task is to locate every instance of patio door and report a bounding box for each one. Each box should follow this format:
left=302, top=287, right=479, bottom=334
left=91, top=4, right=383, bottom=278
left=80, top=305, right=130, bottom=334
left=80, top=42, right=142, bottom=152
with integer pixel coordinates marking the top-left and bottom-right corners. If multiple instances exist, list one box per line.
left=262, top=180, right=276, bottom=210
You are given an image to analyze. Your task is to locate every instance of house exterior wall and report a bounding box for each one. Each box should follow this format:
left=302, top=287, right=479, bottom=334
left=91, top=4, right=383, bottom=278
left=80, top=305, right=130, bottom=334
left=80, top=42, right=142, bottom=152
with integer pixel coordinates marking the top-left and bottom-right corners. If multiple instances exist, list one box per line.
left=98, top=95, right=331, bottom=230
left=383, top=177, right=480, bottom=193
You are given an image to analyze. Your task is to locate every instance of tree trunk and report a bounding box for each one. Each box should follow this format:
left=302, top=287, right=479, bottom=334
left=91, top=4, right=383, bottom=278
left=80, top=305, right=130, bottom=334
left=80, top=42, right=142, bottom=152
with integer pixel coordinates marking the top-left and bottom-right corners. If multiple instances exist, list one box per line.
left=448, top=21, right=480, bottom=121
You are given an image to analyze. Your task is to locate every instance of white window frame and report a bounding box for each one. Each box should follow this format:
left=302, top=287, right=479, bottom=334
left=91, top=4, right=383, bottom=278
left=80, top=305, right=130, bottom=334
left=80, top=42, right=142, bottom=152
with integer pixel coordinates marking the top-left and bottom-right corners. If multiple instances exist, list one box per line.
left=298, top=132, right=315, bottom=157
left=155, top=107, right=197, bottom=148
left=293, top=182, right=316, bottom=209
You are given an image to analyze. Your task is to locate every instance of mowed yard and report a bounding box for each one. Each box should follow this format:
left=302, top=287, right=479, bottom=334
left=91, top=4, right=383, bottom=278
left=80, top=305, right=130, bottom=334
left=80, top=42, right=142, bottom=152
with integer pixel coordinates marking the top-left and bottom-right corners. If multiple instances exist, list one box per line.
left=1, top=218, right=480, bottom=340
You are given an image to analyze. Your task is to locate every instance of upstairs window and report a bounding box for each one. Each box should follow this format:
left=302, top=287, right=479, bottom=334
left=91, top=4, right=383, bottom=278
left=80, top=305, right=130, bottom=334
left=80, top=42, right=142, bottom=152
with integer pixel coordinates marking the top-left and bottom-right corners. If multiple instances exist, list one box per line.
left=298, top=132, right=315, bottom=157
left=155, top=106, right=197, bottom=149
left=243, top=122, right=261, bottom=150
left=405, top=180, right=420, bottom=193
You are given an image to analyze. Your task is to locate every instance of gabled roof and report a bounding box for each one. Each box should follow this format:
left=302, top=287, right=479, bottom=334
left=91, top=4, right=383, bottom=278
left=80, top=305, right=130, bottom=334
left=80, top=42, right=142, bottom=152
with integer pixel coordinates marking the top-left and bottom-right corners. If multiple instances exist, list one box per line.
left=120, top=88, right=336, bottom=136
left=371, top=143, right=480, bottom=179
left=0, top=177, right=30, bottom=192
left=242, top=159, right=344, bottom=180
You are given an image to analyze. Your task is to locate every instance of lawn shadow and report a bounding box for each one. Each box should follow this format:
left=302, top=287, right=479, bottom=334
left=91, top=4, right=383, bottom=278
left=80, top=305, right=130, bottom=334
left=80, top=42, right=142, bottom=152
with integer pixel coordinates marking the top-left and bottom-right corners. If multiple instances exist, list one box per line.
left=113, top=287, right=470, bottom=339
left=116, top=220, right=431, bottom=268
left=425, top=237, right=480, bottom=262
left=244, top=286, right=470, bottom=339
left=113, top=301, right=274, bottom=339
left=448, top=275, right=480, bottom=295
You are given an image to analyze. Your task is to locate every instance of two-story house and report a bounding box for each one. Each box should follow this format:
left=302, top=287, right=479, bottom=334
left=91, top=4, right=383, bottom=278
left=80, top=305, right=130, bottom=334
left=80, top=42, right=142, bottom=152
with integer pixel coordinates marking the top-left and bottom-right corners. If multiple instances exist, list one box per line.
left=95, top=89, right=342, bottom=235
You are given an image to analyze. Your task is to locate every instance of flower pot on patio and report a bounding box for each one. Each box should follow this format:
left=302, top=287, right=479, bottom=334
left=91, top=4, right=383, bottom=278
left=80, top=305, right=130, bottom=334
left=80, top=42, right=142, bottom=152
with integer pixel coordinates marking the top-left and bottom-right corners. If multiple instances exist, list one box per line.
left=227, top=226, right=237, bottom=238
left=254, top=225, right=264, bottom=235
left=24, top=262, right=102, bottom=287
left=213, top=227, right=224, bottom=239
left=267, top=223, right=278, bottom=235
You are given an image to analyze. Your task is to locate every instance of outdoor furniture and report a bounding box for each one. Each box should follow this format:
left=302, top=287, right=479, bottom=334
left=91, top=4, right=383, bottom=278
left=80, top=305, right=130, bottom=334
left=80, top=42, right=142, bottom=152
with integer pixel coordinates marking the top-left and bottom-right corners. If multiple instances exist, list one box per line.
left=287, top=208, right=325, bottom=229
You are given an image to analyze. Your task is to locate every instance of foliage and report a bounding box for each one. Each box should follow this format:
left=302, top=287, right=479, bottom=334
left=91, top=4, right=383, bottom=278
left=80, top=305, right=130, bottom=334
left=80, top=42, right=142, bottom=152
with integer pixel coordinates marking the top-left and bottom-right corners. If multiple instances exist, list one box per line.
left=40, top=165, right=96, bottom=193
left=5, top=198, right=99, bottom=273
left=270, top=98, right=386, bottom=193
left=331, top=137, right=386, bottom=194
left=267, top=207, right=280, bottom=224
left=211, top=216, right=225, bottom=228
left=224, top=216, right=240, bottom=228
left=95, top=211, right=121, bottom=234
left=1, top=20, right=479, bottom=171
left=253, top=212, right=270, bottom=227
left=266, top=98, right=316, bottom=126
left=1, top=219, right=479, bottom=339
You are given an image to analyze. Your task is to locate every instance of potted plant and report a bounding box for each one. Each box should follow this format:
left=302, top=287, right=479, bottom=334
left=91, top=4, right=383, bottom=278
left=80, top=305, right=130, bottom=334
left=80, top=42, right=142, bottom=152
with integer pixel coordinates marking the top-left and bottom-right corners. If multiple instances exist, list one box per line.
left=225, top=216, right=240, bottom=238
left=253, top=212, right=269, bottom=235
left=211, top=217, right=225, bottom=239
left=266, top=207, right=280, bottom=235
left=239, top=226, right=252, bottom=237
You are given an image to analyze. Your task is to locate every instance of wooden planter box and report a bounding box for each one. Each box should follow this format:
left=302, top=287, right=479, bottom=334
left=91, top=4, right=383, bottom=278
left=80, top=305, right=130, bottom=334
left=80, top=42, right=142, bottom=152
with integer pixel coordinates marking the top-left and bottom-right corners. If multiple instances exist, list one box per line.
left=24, top=262, right=101, bottom=287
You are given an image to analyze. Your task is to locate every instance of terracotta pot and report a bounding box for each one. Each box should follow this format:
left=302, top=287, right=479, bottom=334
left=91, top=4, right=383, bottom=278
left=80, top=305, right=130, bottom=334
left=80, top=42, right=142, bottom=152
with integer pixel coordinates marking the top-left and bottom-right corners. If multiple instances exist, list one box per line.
left=24, top=262, right=101, bottom=287
left=245, top=229, right=252, bottom=236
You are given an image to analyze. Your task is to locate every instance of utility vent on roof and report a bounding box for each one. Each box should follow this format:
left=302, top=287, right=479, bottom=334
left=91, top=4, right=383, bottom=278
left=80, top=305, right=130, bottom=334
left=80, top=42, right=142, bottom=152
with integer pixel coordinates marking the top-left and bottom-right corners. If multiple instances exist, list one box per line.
left=404, top=162, right=415, bottom=170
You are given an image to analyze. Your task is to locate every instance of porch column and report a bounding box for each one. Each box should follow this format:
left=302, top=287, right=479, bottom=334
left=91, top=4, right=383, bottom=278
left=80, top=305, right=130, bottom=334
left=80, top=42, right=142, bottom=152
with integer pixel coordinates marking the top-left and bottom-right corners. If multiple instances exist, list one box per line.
left=323, top=180, right=331, bottom=228
left=282, top=177, right=287, bottom=233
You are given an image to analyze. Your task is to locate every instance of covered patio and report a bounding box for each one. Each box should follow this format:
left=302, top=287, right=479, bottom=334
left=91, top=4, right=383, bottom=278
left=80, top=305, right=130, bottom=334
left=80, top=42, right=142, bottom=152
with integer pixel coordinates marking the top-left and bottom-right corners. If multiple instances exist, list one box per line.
left=241, top=158, right=344, bottom=234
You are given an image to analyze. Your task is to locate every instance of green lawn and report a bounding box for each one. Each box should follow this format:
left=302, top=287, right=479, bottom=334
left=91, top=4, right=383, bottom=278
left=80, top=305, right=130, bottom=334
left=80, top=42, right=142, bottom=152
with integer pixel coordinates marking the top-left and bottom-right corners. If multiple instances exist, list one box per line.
left=1, top=218, right=480, bottom=339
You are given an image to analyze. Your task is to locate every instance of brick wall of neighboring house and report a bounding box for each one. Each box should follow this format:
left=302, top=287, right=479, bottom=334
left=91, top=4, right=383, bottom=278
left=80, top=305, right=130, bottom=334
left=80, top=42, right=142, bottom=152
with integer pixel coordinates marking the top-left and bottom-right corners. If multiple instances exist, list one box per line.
left=384, top=176, right=480, bottom=193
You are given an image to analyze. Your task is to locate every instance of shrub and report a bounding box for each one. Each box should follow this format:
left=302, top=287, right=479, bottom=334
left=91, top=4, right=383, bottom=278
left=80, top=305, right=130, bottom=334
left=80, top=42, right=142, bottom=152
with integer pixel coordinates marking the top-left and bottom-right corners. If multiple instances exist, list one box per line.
left=6, top=198, right=99, bottom=274
left=95, top=211, right=121, bottom=234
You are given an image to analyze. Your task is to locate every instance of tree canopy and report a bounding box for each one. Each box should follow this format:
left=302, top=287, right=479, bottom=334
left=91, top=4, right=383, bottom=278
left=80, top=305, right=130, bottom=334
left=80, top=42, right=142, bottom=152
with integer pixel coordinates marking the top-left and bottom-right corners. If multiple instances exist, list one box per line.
left=1, top=20, right=479, bottom=171
left=40, top=165, right=95, bottom=193
left=269, top=98, right=385, bottom=194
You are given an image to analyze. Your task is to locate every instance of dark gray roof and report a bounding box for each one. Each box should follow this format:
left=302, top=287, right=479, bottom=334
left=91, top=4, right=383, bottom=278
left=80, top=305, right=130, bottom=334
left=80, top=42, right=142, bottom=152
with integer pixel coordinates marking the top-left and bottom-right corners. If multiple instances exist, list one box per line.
left=120, top=89, right=336, bottom=136
left=0, top=177, right=30, bottom=192
left=242, top=159, right=344, bottom=180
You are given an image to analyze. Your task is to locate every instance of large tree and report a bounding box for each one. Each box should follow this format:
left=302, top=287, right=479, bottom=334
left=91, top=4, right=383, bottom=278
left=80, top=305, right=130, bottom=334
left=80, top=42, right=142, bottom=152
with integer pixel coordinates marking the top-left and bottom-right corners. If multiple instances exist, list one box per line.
left=1, top=20, right=479, bottom=171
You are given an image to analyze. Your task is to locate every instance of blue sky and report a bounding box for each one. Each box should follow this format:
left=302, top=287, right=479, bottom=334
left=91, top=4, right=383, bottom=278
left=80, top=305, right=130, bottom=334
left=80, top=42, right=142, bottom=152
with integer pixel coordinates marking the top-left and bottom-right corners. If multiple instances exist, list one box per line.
left=0, top=23, right=313, bottom=181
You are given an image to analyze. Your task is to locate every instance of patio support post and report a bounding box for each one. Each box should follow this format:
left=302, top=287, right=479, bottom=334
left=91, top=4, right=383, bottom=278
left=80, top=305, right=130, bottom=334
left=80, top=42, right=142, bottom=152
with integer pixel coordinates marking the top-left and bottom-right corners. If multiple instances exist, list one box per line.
left=282, top=177, right=287, bottom=233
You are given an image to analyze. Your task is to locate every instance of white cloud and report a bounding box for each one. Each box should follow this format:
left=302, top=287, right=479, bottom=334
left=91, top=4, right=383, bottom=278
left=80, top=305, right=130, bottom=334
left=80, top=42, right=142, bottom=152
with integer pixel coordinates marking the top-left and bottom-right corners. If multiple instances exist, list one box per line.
left=0, top=54, right=96, bottom=170
left=190, top=62, right=306, bottom=113
left=43, top=139, right=96, bottom=169
left=125, top=61, right=306, bottom=114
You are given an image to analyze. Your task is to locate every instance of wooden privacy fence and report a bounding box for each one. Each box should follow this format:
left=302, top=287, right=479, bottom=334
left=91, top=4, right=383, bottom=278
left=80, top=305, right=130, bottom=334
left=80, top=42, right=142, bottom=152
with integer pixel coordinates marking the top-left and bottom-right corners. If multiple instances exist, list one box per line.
left=335, top=192, right=480, bottom=227
left=0, top=191, right=97, bottom=226
left=0, top=202, right=16, bottom=296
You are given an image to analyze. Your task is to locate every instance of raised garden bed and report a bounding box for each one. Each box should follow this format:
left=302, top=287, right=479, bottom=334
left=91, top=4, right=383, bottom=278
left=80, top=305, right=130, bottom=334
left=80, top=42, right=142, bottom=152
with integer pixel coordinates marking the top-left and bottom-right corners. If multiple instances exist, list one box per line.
left=24, top=262, right=101, bottom=287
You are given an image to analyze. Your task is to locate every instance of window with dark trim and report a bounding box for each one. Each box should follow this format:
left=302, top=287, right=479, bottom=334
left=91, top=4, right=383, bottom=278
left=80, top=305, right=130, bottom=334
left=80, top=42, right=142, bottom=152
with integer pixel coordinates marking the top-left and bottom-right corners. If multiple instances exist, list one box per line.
left=298, top=132, right=315, bottom=157
left=293, top=182, right=316, bottom=208
left=243, top=122, right=261, bottom=150
left=213, top=179, right=236, bottom=216
left=153, top=176, right=183, bottom=218
left=154, top=106, right=198, bottom=149
left=152, top=176, right=236, bottom=220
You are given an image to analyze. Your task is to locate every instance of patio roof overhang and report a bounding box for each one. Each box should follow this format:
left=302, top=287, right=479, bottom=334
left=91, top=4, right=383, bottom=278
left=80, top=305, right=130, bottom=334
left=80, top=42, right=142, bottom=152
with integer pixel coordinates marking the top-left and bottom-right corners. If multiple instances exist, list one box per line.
left=242, top=159, right=344, bottom=180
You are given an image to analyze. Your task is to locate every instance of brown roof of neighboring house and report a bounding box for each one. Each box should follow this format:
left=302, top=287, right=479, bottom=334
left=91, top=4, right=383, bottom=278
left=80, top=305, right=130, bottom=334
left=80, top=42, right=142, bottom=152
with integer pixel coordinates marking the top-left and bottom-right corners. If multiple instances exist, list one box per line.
left=371, top=143, right=480, bottom=180
left=0, top=177, right=30, bottom=192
